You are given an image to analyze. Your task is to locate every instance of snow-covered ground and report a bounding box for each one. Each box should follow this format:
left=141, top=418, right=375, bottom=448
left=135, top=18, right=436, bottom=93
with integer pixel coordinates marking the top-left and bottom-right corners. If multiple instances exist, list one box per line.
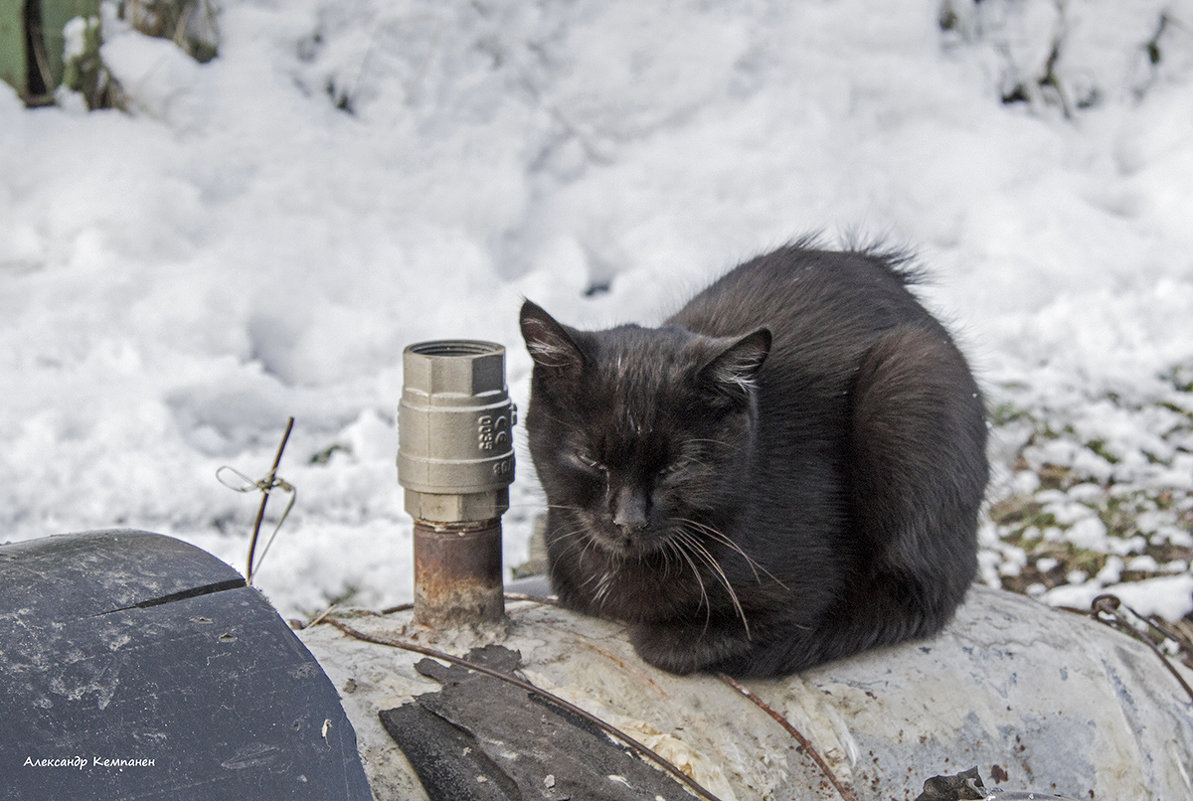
left=2, top=0, right=1191, bottom=623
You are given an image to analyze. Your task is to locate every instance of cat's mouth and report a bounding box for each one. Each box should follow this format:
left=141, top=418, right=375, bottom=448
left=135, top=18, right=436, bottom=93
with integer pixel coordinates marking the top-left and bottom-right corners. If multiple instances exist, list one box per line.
left=584, top=518, right=667, bottom=559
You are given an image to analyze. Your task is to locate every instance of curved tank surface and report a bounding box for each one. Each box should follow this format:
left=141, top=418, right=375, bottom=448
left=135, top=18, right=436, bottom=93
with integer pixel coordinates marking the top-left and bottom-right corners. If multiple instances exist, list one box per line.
left=298, top=584, right=1193, bottom=801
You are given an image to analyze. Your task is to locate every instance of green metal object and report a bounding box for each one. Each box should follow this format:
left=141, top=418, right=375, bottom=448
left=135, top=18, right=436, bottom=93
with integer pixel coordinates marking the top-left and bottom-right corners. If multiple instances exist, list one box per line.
left=0, top=0, right=100, bottom=103
left=0, top=0, right=27, bottom=96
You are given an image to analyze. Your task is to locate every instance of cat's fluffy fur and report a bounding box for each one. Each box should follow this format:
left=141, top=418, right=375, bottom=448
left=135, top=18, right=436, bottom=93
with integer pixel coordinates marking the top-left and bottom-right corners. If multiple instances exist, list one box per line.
left=520, top=243, right=988, bottom=677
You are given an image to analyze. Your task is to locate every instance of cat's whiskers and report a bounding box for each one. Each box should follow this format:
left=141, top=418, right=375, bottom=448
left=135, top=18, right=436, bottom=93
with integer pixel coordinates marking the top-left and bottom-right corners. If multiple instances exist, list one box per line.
left=576, top=532, right=602, bottom=566
left=673, top=529, right=751, bottom=640
left=591, top=558, right=624, bottom=611
left=678, top=518, right=758, bottom=580
left=546, top=524, right=595, bottom=550
left=546, top=523, right=605, bottom=575
left=542, top=508, right=607, bottom=563
left=663, top=538, right=713, bottom=634
left=676, top=517, right=789, bottom=590
left=580, top=550, right=618, bottom=597
left=656, top=539, right=672, bottom=578
left=593, top=572, right=611, bottom=608
left=659, top=539, right=685, bottom=584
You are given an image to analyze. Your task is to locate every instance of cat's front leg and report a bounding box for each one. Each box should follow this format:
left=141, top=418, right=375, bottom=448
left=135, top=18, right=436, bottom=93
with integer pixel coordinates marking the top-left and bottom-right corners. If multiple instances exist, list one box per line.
left=628, top=621, right=754, bottom=675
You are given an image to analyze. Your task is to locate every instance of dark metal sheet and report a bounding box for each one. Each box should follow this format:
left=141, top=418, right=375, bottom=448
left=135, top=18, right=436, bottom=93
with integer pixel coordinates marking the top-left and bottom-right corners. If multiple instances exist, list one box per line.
left=380, top=644, right=694, bottom=801
left=0, top=530, right=372, bottom=801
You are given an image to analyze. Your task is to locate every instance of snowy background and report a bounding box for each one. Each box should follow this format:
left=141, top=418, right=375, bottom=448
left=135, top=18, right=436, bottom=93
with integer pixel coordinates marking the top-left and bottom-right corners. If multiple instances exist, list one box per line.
left=2, top=0, right=1191, bottom=624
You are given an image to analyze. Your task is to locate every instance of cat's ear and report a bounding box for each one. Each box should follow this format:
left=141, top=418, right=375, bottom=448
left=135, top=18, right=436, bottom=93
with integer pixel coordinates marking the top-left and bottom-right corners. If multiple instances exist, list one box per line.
left=520, top=300, right=587, bottom=372
left=700, top=329, right=771, bottom=405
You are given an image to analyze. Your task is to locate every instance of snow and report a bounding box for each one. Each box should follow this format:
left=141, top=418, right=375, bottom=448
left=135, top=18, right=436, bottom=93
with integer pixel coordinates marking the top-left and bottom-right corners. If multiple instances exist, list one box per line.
left=2, top=0, right=1191, bottom=622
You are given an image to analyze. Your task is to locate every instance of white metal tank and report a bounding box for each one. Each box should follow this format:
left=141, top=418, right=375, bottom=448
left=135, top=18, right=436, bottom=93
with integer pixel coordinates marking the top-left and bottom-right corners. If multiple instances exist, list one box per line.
left=297, top=584, right=1193, bottom=800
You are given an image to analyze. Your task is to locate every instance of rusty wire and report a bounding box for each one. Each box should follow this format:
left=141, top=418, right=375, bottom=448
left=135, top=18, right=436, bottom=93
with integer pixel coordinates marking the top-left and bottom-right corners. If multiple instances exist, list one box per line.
left=1081, top=593, right=1193, bottom=704
left=718, top=673, right=859, bottom=801
left=321, top=616, right=726, bottom=801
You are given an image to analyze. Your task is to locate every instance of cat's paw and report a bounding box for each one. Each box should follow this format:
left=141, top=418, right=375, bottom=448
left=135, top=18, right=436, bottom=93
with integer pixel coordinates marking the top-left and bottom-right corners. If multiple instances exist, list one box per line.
left=628, top=622, right=750, bottom=675
left=629, top=625, right=703, bottom=675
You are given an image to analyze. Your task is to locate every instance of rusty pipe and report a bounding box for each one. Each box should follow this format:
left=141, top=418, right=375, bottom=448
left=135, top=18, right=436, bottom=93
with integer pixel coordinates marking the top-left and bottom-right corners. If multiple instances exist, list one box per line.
left=397, top=340, right=516, bottom=628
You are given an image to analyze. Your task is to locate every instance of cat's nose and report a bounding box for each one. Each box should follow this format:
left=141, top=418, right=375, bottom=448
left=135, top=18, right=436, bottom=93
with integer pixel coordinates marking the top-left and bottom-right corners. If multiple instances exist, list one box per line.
left=611, top=486, right=648, bottom=531
left=613, top=515, right=646, bottom=532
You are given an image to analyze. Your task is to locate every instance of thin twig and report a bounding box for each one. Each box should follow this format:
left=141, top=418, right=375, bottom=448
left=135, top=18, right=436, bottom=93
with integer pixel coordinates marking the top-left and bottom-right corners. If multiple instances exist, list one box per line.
left=219, top=418, right=297, bottom=584
left=379, top=593, right=555, bottom=616
left=503, top=592, right=560, bottom=606
left=305, top=603, right=339, bottom=630
left=245, top=417, right=295, bottom=582
left=378, top=602, right=414, bottom=616
left=718, top=673, right=859, bottom=801
left=322, top=616, right=725, bottom=801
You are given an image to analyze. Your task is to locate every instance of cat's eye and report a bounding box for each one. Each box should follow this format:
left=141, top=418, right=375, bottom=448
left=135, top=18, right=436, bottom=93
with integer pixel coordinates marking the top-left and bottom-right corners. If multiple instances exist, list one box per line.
left=658, top=459, right=688, bottom=477
left=573, top=451, right=605, bottom=471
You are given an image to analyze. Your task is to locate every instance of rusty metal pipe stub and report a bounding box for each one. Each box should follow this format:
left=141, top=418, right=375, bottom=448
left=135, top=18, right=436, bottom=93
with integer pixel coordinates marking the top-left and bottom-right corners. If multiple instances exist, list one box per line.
left=411, top=521, right=505, bottom=628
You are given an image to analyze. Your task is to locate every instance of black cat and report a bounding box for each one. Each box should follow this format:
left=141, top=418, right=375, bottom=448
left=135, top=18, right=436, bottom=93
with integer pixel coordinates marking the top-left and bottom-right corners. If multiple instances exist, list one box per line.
left=519, top=242, right=988, bottom=677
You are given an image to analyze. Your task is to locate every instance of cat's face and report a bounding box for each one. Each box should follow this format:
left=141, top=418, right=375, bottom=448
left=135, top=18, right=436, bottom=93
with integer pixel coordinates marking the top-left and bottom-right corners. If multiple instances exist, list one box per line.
left=520, top=301, right=770, bottom=559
